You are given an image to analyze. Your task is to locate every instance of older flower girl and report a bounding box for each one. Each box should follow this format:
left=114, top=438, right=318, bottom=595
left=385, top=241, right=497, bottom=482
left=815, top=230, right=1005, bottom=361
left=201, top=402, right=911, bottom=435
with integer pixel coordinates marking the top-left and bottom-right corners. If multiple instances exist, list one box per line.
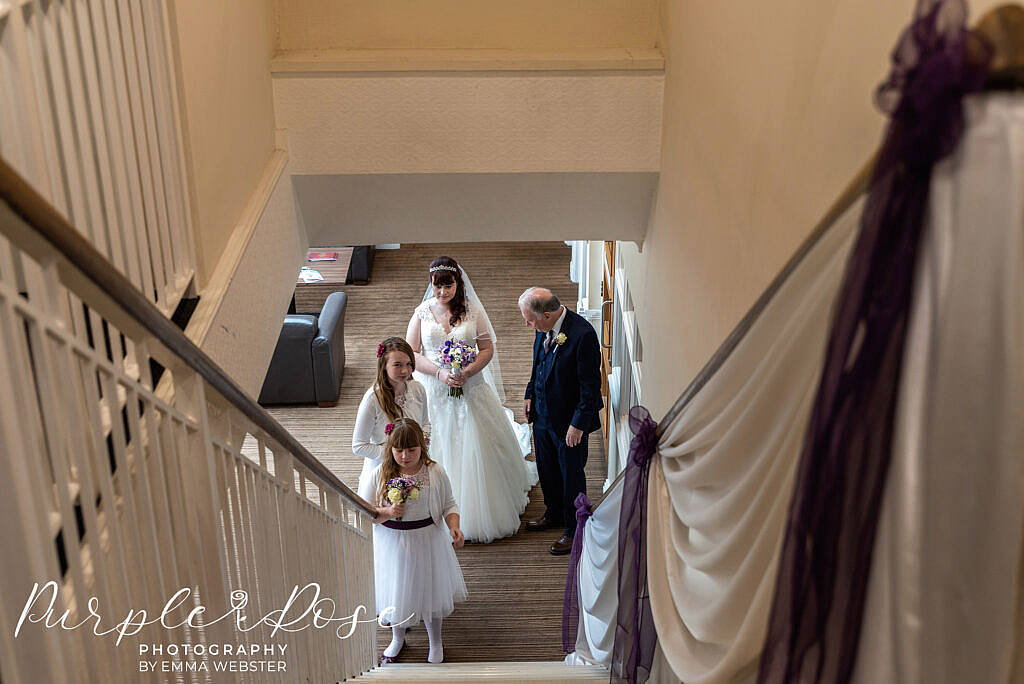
left=354, top=337, right=428, bottom=502
left=368, top=418, right=467, bottom=664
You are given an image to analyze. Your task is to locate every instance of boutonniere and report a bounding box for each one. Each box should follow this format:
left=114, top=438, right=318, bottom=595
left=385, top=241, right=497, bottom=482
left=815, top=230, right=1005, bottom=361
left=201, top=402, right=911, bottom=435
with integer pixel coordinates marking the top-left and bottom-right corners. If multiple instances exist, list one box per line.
left=555, top=332, right=567, bottom=346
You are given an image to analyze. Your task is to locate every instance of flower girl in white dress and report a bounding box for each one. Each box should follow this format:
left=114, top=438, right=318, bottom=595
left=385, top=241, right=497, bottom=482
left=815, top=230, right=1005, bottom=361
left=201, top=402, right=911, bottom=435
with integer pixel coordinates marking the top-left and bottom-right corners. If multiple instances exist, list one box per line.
left=353, top=337, right=429, bottom=502
left=405, top=257, right=538, bottom=543
left=368, top=418, right=467, bottom=664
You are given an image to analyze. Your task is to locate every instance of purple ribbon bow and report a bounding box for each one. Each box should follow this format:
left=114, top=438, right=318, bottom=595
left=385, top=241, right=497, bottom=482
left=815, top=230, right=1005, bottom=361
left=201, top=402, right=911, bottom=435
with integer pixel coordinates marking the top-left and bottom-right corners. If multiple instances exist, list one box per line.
left=562, top=492, right=594, bottom=652
left=610, top=406, right=659, bottom=683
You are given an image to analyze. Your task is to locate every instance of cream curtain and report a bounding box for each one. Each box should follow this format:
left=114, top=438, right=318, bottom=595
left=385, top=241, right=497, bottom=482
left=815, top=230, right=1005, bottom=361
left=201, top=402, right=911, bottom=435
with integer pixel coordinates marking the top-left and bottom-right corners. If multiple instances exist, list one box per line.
left=565, top=479, right=622, bottom=667
left=567, top=191, right=861, bottom=679
left=646, top=193, right=860, bottom=683
left=571, top=93, right=1024, bottom=684
left=852, top=93, right=1024, bottom=684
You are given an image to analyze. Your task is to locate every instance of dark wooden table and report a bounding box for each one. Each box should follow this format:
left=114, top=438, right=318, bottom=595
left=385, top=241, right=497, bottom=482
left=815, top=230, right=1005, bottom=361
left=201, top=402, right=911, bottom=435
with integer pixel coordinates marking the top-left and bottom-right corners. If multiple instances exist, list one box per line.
left=290, top=248, right=353, bottom=314
left=295, top=248, right=353, bottom=289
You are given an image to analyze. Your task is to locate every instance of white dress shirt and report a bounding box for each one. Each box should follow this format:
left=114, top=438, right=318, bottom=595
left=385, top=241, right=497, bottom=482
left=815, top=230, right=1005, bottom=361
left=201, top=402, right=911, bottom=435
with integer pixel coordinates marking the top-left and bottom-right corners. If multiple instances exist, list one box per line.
left=546, top=306, right=568, bottom=349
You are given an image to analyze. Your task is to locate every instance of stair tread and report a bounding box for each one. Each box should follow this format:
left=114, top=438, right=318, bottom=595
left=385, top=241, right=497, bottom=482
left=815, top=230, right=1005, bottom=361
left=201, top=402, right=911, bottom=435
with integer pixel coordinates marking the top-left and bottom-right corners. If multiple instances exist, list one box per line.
left=357, top=661, right=608, bottom=681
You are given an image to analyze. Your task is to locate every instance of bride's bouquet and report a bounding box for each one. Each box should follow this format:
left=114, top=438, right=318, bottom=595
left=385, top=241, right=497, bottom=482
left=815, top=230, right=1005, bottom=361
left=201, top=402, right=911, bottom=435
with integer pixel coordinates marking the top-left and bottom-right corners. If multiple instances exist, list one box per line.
left=385, top=475, right=420, bottom=521
left=437, top=339, right=478, bottom=399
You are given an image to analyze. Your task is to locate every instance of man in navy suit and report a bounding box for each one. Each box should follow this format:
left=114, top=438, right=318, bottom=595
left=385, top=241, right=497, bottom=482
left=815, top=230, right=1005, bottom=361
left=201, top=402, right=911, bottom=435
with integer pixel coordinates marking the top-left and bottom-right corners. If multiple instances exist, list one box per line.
left=519, top=287, right=603, bottom=555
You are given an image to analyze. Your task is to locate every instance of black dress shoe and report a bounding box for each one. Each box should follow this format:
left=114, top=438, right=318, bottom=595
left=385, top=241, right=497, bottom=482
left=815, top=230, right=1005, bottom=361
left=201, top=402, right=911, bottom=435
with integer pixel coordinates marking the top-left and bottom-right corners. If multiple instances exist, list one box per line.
left=549, top=535, right=573, bottom=555
left=526, top=515, right=559, bottom=532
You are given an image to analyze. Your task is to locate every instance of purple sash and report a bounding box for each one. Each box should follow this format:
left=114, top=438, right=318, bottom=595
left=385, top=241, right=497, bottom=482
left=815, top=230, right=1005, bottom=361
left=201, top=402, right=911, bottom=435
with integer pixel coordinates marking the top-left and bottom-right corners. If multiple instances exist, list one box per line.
left=382, top=517, right=434, bottom=530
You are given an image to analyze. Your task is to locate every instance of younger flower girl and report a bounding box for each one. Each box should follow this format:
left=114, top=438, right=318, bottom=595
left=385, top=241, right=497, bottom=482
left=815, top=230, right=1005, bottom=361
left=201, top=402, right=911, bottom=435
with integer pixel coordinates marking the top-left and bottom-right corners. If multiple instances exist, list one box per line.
left=368, top=418, right=467, bottom=664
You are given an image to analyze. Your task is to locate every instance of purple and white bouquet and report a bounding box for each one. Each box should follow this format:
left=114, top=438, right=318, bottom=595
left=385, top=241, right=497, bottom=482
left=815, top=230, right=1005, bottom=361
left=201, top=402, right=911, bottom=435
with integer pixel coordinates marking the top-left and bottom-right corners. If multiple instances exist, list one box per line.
left=437, top=339, right=478, bottom=399
left=385, top=475, right=420, bottom=521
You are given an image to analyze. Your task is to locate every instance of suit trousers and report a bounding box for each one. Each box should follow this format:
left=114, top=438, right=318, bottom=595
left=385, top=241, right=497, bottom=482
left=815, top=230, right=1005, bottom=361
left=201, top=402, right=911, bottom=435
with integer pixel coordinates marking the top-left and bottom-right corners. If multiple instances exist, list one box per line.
left=533, top=423, right=588, bottom=537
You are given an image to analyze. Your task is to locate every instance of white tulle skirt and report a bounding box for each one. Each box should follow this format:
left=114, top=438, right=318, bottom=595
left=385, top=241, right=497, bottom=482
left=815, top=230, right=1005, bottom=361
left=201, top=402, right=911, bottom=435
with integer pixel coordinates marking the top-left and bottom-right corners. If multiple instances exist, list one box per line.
left=415, top=371, right=539, bottom=543
left=373, top=522, right=468, bottom=626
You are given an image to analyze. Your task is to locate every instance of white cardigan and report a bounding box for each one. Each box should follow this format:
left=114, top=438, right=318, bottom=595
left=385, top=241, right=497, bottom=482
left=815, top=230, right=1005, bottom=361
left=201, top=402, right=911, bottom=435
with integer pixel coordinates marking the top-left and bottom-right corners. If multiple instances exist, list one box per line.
left=366, top=461, right=459, bottom=525
left=353, top=381, right=428, bottom=502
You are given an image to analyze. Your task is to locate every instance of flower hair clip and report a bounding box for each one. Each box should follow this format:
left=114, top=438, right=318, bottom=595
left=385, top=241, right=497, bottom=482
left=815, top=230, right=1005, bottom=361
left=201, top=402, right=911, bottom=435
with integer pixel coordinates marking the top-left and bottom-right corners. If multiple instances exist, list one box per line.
left=384, top=423, right=395, bottom=436
left=377, top=343, right=385, bottom=358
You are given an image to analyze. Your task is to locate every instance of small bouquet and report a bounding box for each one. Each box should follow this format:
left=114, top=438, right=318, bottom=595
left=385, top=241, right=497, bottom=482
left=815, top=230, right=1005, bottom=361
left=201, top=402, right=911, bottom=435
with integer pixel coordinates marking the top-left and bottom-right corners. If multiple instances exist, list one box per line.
left=384, top=475, right=420, bottom=521
left=437, top=339, right=478, bottom=399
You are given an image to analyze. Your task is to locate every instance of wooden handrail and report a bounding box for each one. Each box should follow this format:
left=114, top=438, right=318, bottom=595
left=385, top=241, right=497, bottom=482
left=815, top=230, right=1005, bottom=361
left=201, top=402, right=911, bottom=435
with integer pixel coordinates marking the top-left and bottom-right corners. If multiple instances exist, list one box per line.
left=0, top=156, right=377, bottom=517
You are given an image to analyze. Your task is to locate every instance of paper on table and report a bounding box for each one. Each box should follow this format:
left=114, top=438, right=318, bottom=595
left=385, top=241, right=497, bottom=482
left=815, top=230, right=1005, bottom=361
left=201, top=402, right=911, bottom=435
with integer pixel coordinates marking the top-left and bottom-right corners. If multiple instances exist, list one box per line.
left=298, top=267, right=324, bottom=283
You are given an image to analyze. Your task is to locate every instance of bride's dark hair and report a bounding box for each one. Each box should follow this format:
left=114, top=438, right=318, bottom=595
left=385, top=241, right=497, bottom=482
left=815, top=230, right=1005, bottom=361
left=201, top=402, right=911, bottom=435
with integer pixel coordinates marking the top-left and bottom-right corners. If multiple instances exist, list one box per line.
left=429, top=256, right=468, bottom=326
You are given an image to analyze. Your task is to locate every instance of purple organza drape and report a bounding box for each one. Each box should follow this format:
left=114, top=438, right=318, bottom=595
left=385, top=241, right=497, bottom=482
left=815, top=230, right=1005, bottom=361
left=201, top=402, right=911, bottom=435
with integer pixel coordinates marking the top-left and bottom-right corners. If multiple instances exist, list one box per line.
left=610, top=406, right=659, bottom=683
left=758, top=2, right=992, bottom=682
left=563, top=492, right=594, bottom=652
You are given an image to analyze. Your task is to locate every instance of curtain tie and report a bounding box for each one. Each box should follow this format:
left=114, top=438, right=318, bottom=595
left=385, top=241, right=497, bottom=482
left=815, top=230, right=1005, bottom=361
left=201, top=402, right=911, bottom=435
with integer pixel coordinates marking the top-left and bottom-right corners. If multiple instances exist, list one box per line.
left=562, top=492, right=594, bottom=652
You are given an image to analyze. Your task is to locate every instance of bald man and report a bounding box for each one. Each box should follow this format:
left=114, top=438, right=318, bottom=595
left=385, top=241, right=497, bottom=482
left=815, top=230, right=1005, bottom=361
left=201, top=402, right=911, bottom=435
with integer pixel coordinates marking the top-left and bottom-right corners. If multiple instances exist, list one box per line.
left=519, top=287, right=603, bottom=555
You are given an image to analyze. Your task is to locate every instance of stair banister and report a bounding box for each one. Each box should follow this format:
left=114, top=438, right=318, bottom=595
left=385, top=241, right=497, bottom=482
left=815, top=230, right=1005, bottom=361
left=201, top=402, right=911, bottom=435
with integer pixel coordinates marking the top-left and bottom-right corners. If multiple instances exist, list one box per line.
left=0, top=155, right=374, bottom=516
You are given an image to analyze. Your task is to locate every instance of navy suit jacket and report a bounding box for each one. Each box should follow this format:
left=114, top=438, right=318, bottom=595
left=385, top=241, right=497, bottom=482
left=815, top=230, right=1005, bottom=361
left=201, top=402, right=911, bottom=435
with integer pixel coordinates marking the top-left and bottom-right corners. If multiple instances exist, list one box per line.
left=524, top=308, right=603, bottom=436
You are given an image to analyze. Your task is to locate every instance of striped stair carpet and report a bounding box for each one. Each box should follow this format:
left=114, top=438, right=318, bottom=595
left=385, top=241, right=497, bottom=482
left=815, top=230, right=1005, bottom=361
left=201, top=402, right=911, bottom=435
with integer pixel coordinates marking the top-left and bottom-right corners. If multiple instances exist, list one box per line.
left=356, top=661, right=609, bottom=681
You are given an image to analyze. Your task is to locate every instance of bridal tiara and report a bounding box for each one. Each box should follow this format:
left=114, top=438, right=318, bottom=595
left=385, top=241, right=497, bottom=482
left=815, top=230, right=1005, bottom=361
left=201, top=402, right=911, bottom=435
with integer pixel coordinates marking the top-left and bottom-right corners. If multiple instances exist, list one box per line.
left=429, top=265, right=458, bottom=273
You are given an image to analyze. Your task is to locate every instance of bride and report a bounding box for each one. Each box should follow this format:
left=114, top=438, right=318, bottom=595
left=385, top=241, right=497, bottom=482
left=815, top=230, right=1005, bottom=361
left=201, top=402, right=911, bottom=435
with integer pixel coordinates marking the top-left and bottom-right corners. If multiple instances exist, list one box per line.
left=405, top=256, right=538, bottom=543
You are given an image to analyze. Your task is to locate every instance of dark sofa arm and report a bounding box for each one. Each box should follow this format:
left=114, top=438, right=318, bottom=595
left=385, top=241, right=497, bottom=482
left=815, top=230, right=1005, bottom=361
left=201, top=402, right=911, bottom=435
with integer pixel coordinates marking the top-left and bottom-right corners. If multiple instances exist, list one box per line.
left=258, top=315, right=317, bottom=405
left=311, top=291, right=348, bottom=404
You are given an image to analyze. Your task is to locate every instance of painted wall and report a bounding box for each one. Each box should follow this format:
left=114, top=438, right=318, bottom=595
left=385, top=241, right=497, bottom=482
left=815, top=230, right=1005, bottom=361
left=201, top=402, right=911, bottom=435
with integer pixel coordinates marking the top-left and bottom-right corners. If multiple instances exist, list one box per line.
left=273, top=72, right=664, bottom=175
left=196, top=156, right=308, bottom=399
left=167, top=0, right=278, bottom=286
left=622, top=0, right=1005, bottom=420
left=274, top=70, right=663, bottom=244
left=272, top=0, right=660, bottom=51
left=292, top=172, right=656, bottom=246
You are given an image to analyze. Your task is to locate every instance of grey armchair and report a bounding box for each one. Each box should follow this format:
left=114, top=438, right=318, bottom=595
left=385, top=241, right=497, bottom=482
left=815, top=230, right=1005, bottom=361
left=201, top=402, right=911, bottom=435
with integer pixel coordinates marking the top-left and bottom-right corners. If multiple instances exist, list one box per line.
left=258, top=291, right=347, bottom=407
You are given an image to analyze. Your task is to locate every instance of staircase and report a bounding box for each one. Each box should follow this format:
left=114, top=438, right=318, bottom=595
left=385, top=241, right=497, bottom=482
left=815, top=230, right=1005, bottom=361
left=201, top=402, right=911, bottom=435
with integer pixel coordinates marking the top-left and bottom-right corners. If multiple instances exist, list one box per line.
left=0, top=142, right=613, bottom=684
left=357, top=661, right=608, bottom=682
left=0, top=156, right=378, bottom=682
left=0, top=3, right=628, bottom=677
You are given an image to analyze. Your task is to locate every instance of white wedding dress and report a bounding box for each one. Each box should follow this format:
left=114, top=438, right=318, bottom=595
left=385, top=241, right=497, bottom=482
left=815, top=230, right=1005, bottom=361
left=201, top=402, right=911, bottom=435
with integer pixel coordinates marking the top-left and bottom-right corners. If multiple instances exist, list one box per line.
left=413, top=298, right=538, bottom=543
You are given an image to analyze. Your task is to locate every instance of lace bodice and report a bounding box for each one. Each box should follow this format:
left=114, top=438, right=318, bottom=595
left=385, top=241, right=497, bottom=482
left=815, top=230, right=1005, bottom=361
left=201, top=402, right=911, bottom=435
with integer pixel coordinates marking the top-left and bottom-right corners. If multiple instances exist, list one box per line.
left=416, top=299, right=487, bottom=362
